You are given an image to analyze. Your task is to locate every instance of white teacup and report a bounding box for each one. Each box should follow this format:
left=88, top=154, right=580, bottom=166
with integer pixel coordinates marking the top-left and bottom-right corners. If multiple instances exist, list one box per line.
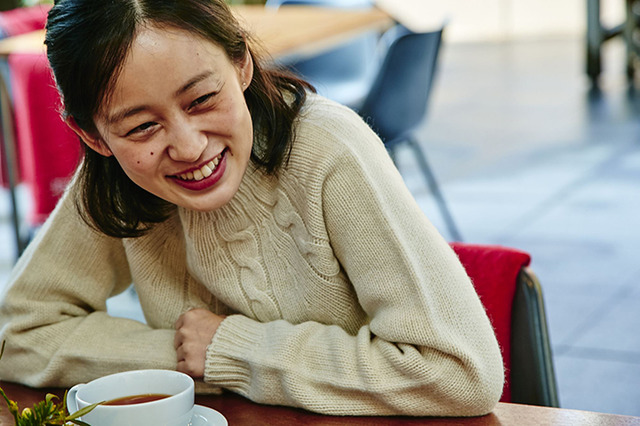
left=66, top=369, right=195, bottom=426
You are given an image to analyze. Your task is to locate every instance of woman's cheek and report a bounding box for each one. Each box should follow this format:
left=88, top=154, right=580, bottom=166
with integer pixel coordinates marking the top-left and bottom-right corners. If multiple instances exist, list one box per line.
left=134, top=152, right=157, bottom=170
left=114, top=148, right=155, bottom=176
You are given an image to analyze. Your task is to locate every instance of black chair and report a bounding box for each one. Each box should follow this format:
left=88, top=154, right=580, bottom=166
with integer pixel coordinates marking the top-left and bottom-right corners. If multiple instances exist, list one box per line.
left=451, top=242, right=560, bottom=407
left=511, top=266, right=560, bottom=406
left=357, top=25, right=462, bottom=241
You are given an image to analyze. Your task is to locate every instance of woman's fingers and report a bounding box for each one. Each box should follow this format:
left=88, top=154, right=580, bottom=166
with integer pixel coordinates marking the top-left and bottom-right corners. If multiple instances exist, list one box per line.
left=173, top=308, right=226, bottom=378
left=175, top=344, right=201, bottom=376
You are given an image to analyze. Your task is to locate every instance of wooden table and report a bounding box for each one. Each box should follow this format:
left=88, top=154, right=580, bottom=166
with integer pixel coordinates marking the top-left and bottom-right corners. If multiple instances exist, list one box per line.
left=0, top=5, right=394, bottom=61
left=373, top=0, right=447, bottom=33
left=235, top=5, right=392, bottom=61
left=1, top=380, right=639, bottom=426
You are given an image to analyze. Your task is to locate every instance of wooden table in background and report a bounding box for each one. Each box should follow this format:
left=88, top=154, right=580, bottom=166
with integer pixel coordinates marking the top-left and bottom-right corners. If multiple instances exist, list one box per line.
left=234, top=5, right=392, bottom=61
left=0, top=5, right=394, bottom=61
left=1, top=380, right=639, bottom=426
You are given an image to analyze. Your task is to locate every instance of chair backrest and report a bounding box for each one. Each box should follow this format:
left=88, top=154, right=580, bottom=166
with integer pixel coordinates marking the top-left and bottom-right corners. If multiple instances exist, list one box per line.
left=450, top=242, right=560, bottom=407
left=358, top=25, right=443, bottom=145
left=265, top=0, right=380, bottom=107
left=511, top=266, right=560, bottom=407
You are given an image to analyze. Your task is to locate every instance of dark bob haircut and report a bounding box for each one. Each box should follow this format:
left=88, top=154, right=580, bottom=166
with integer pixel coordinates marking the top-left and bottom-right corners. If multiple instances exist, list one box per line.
left=45, top=0, right=313, bottom=238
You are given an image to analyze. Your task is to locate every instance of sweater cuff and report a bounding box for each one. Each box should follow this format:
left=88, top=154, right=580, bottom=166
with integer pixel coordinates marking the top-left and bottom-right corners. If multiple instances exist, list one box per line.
left=204, top=314, right=265, bottom=393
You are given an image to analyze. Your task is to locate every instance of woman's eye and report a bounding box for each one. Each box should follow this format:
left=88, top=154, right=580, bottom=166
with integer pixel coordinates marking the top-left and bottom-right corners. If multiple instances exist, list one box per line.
left=126, top=122, right=157, bottom=137
left=189, top=92, right=215, bottom=110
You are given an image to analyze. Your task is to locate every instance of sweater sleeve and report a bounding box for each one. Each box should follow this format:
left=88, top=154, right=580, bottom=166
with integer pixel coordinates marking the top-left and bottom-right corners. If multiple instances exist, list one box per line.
left=0, top=187, right=177, bottom=388
left=204, top=104, right=504, bottom=416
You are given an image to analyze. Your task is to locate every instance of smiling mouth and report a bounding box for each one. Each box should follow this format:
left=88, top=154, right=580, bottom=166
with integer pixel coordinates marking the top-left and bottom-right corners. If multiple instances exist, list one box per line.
left=175, top=149, right=227, bottom=181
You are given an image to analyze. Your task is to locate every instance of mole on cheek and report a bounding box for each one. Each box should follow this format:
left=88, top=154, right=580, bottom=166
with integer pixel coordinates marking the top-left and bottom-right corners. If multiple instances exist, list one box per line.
left=150, top=152, right=154, bottom=155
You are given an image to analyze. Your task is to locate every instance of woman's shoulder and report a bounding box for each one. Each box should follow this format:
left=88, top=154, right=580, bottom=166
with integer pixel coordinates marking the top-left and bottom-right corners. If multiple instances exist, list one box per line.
left=290, top=93, right=387, bottom=167
left=297, top=93, right=372, bottom=139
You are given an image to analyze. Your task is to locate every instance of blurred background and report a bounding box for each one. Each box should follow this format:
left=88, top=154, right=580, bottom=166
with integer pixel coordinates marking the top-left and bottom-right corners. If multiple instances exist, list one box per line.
left=1, top=0, right=639, bottom=418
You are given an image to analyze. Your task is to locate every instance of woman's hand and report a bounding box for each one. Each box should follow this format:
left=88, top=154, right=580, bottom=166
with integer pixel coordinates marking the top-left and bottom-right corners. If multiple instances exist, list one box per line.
left=174, top=308, right=225, bottom=378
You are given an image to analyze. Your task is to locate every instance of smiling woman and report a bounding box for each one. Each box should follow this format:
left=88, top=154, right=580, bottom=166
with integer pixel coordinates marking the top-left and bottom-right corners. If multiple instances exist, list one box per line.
left=45, top=0, right=306, bottom=238
left=0, top=0, right=505, bottom=418
left=70, top=25, right=255, bottom=213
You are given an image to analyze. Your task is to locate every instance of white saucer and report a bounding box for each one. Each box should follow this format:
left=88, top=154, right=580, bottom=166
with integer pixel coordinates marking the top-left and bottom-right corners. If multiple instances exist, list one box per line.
left=190, top=405, right=228, bottom=426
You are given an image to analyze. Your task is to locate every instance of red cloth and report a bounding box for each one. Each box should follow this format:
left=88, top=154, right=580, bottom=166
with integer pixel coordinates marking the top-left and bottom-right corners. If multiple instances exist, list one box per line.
left=449, top=242, right=531, bottom=403
left=0, top=4, right=77, bottom=226
left=0, top=5, right=51, bottom=187
left=8, top=52, right=80, bottom=225
left=0, top=5, right=49, bottom=37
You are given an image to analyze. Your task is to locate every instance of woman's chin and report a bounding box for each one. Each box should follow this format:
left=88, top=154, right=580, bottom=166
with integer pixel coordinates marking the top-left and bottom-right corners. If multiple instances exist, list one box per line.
left=171, top=188, right=237, bottom=212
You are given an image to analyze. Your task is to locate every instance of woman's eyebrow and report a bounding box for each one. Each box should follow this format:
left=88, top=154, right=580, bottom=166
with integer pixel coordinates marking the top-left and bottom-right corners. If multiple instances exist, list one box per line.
left=175, top=71, right=214, bottom=97
left=105, top=71, right=216, bottom=125
left=106, top=105, right=150, bottom=125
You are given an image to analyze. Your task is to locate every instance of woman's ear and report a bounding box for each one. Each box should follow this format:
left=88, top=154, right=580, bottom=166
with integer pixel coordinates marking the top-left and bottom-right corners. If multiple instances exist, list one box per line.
left=65, top=117, right=113, bottom=157
left=239, top=48, right=254, bottom=91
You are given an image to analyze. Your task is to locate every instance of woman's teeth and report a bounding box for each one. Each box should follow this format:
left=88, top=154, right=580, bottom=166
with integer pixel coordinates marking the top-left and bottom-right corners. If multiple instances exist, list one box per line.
left=178, top=151, right=223, bottom=181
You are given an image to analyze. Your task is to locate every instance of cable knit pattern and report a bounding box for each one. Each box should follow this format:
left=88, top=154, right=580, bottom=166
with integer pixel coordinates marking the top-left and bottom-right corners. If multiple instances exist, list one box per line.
left=0, top=94, right=503, bottom=416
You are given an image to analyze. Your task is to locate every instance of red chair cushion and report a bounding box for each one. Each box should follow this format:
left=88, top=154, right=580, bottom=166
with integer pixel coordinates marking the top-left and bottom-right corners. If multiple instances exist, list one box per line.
left=449, top=242, right=531, bottom=402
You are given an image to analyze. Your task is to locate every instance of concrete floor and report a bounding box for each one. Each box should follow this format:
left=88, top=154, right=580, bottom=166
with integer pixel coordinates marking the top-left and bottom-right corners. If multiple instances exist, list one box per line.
left=406, top=36, right=640, bottom=416
left=1, top=35, right=639, bottom=417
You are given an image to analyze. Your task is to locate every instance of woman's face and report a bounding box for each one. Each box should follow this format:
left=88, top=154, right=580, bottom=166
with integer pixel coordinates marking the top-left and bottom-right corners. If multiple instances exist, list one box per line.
left=78, top=25, right=254, bottom=212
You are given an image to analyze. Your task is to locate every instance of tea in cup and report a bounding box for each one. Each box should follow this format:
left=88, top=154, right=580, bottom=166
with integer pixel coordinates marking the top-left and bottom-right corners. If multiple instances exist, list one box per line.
left=66, top=369, right=194, bottom=426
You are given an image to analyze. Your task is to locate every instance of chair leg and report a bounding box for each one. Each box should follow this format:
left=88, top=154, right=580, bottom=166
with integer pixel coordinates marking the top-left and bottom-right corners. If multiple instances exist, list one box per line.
left=405, top=137, right=463, bottom=242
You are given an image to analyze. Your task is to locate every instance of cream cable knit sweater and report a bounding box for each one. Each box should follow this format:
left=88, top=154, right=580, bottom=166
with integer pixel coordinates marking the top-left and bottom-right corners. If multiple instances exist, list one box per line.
left=0, top=95, right=503, bottom=416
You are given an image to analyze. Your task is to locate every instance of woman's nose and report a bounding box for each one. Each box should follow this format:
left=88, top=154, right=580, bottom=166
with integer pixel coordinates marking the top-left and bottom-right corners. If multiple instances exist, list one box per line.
left=166, top=123, right=207, bottom=162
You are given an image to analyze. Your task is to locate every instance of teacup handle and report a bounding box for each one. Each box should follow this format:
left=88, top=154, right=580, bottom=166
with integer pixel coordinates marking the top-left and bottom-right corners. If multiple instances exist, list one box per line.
left=66, top=383, right=83, bottom=415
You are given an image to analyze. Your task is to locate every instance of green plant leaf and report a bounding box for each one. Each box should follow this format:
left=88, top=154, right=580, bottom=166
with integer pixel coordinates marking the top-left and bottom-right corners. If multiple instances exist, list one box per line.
left=65, top=401, right=103, bottom=420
